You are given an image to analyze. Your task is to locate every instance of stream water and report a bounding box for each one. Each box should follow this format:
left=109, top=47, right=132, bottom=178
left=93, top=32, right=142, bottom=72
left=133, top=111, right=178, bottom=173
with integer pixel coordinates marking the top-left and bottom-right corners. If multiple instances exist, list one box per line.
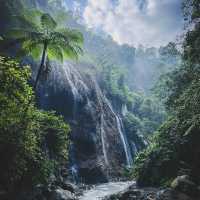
left=79, top=181, right=134, bottom=200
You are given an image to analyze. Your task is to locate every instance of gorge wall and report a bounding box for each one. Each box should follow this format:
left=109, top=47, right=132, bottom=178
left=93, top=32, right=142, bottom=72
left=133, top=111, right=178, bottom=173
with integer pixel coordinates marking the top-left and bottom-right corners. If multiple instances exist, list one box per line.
left=36, top=61, right=145, bottom=184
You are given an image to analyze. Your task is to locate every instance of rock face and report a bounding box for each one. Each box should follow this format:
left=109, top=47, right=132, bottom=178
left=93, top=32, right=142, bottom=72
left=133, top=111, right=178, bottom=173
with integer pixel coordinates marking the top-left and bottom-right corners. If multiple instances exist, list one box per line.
left=37, top=61, right=141, bottom=183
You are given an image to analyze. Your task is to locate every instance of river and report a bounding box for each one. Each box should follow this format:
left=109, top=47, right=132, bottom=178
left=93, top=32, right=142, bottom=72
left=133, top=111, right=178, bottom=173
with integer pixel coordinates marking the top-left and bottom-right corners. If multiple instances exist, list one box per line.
left=79, top=181, right=134, bottom=200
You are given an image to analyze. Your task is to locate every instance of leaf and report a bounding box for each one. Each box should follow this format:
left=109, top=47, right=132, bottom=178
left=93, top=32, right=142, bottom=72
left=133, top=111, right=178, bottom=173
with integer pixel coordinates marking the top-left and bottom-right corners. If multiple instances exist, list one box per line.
left=49, top=29, right=83, bottom=60
left=62, top=44, right=79, bottom=60
left=40, top=13, right=57, bottom=30
left=47, top=45, right=63, bottom=62
left=58, top=28, right=84, bottom=45
left=30, top=44, right=43, bottom=60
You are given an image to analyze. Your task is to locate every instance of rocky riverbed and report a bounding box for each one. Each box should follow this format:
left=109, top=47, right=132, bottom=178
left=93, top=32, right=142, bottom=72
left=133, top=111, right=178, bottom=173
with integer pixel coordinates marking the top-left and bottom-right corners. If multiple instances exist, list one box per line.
left=78, top=181, right=134, bottom=200
left=103, top=176, right=200, bottom=200
left=5, top=176, right=199, bottom=200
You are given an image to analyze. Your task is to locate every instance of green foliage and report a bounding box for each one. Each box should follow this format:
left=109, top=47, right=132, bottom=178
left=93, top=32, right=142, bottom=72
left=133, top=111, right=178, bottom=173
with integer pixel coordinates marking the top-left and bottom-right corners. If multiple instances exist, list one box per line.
left=132, top=118, right=180, bottom=186
left=0, top=56, right=70, bottom=191
left=124, top=113, right=142, bottom=134
left=3, top=9, right=83, bottom=62
left=133, top=0, right=200, bottom=187
left=100, top=64, right=131, bottom=104
left=128, top=94, right=167, bottom=135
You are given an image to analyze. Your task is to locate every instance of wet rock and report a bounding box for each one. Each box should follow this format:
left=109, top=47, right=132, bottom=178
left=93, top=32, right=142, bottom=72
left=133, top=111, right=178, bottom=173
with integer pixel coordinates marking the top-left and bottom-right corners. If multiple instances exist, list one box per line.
left=0, top=190, right=8, bottom=200
left=60, top=181, right=78, bottom=193
left=38, top=62, right=142, bottom=183
left=156, top=188, right=196, bottom=200
left=104, top=187, right=158, bottom=200
left=171, top=175, right=199, bottom=197
left=49, top=188, right=76, bottom=200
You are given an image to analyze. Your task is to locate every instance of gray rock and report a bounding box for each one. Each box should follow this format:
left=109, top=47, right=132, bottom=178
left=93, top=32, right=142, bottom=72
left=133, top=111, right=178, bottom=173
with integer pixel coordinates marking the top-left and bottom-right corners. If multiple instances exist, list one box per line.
left=49, top=188, right=75, bottom=200
left=61, top=181, right=78, bottom=193
left=156, top=188, right=195, bottom=200
left=171, top=175, right=199, bottom=197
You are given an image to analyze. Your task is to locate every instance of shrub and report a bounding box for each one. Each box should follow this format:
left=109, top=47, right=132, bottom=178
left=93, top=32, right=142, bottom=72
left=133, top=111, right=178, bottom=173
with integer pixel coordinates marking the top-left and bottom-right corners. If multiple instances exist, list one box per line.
left=0, top=56, right=70, bottom=191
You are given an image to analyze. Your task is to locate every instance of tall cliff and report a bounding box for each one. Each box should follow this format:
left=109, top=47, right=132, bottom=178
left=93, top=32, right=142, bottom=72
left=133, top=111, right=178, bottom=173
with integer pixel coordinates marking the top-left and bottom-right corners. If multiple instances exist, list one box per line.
left=36, top=61, right=144, bottom=184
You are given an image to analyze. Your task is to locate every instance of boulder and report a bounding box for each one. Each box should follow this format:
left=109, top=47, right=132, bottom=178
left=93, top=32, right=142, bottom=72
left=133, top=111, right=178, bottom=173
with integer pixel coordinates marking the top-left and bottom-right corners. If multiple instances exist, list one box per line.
left=121, top=189, right=143, bottom=199
left=171, top=175, right=199, bottom=197
left=49, top=188, right=75, bottom=200
left=60, top=181, right=78, bottom=193
left=0, top=190, right=8, bottom=200
left=156, top=188, right=196, bottom=200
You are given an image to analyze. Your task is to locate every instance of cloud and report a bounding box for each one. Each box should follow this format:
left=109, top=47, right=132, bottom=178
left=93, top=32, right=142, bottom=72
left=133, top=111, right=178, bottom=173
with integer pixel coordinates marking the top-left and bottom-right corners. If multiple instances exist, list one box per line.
left=83, top=0, right=183, bottom=47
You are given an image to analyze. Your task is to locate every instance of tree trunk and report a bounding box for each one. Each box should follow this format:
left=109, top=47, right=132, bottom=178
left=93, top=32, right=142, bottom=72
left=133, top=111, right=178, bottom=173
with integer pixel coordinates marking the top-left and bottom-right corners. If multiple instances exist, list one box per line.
left=33, top=42, right=47, bottom=91
left=22, top=42, right=47, bottom=115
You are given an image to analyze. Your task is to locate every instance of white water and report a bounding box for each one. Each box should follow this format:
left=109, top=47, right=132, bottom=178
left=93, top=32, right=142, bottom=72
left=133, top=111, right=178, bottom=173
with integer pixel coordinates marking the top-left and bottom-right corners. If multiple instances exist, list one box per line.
left=117, top=117, right=133, bottom=167
left=122, top=104, right=128, bottom=116
left=104, top=97, right=133, bottom=166
left=100, top=114, right=109, bottom=165
left=62, top=64, right=80, bottom=101
left=131, top=141, right=138, bottom=155
left=62, top=63, right=90, bottom=118
left=79, top=181, right=134, bottom=200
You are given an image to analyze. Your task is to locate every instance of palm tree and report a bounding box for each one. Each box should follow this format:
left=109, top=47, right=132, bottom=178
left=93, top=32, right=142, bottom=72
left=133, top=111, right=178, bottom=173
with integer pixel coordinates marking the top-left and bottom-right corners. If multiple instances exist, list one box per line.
left=5, top=9, right=83, bottom=90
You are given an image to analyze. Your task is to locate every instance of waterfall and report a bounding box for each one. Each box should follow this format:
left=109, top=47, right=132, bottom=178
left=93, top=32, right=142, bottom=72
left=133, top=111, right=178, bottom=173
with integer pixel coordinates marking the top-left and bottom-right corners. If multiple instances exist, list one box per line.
left=62, top=64, right=80, bottom=100
left=70, top=165, right=79, bottom=184
left=116, top=116, right=133, bottom=167
left=62, top=63, right=89, bottom=118
left=122, top=104, right=128, bottom=116
left=131, top=142, right=138, bottom=155
left=62, top=65, right=80, bottom=118
left=100, top=114, right=109, bottom=165
left=105, top=97, right=133, bottom=167
left=91, top=80, right=110, bottom=166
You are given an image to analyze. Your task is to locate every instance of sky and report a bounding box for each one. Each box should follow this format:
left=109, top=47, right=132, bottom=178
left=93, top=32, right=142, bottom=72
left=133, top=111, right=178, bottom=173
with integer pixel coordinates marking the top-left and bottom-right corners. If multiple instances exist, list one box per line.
left=65, top=0, right=184, bottom=47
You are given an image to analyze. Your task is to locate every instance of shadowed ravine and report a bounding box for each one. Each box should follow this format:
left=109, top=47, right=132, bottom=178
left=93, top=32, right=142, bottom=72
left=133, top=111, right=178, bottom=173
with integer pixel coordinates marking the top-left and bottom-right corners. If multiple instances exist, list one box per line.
left=79, top=181, right=134, bottom=200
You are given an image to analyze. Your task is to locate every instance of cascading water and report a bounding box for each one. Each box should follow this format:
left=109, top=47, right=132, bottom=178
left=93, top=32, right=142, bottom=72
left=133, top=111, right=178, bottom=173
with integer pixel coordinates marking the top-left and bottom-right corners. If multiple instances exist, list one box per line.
left=62, top=62, right=89, bottom=118
left=100, top=114, right=109, bottom=165
left=71, top=164, right=79, bottom=184
left=40, top=61, right=145, bottom=183
left=122, top=104, right=128, bottom=116
left=62, top=64, right=80, bottom=118
left=104, top=97, right=133, bottom=167
left=91, top=79, right=111, bottom=167
left=131, top=141, right=138, bottom=155
left=116, top=116, right=133, bottom=167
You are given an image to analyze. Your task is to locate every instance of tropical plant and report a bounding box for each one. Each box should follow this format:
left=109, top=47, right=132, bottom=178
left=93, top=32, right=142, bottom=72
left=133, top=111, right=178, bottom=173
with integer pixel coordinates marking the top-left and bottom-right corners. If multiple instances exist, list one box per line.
left=0, top=56, right=70, bottom=191
left=5, top=9, right=83, bottom=90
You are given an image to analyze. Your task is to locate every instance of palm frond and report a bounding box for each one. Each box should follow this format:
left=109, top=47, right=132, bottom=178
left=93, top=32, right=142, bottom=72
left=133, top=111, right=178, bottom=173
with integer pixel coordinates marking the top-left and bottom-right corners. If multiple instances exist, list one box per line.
left=51, top=39, right=82, bottom=60
left=60, top=43, right=81, bottom=60
left=50, top=30, right=83, bottom=60
left=22, top=40, right=42, bottom=60
left=62, top=46, right=79, bottom=60
left=47, top=44, right=63, bottom=62
left=41, top=13, right=57, bottom=30
left=57, top=28, right=84, bottom=44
